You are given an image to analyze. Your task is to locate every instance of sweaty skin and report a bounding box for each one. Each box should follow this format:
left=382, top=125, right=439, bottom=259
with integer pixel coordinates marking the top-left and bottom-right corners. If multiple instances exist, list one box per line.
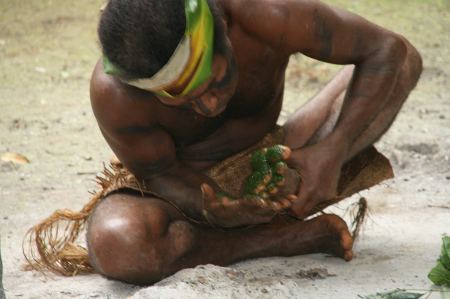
left=88, top=0, right=422, bottom=285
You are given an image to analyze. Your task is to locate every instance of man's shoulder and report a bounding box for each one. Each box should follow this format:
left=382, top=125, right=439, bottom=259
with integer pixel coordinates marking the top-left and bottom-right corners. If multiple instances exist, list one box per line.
left=221, top=0, right=310, bottom=54
left=90, top=60, right=158, bottom=130
left=222, top=0, right=300, bottom=21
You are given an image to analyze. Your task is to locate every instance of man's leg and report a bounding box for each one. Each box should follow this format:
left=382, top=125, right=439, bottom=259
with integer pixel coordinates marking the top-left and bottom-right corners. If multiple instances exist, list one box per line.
left=283, top=66, right=354, bottom=150
left=87, top=192, right=352, bottom=285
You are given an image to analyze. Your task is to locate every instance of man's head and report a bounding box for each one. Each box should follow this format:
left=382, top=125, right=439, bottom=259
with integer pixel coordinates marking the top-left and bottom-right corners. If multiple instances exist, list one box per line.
left=99, top=0, right=238, bottom=117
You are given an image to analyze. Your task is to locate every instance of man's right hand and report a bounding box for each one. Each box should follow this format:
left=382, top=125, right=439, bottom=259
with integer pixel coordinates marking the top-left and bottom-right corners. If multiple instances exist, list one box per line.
left=201, top=184, right=296, bottom=228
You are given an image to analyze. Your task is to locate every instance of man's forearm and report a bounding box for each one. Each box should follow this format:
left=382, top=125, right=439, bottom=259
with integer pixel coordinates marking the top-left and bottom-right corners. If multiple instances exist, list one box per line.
left=326, top=36, right=422, bottom=160
left=142, top=162, right=219, bottom=221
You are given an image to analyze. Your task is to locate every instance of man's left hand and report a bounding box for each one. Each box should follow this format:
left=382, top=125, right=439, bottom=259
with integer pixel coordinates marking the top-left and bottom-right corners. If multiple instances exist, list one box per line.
left=288, top=140, right=347, bottom=219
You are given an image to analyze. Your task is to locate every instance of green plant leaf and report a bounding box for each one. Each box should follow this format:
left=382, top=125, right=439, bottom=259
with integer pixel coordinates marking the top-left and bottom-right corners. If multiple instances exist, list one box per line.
left=358, top=289, right=425, bottom=299
left=102, top=55, right=126, bottom=77
left=429, top=261, right=450, bottom=287
left=440, top=236, right=450, bottom=270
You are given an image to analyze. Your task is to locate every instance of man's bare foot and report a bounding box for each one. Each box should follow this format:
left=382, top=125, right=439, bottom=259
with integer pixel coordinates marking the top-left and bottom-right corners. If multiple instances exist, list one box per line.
left=313, top=214, right=353, bottom=261
left=266, top=214, right=353, bottom=261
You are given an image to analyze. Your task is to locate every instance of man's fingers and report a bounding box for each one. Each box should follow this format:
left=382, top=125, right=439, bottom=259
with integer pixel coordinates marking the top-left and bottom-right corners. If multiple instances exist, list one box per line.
left=270, top=201, right=284, bottom=211
left=244, top=195, right=294, bottom=211
left=244, top=197, right=266, bottom=208
left=201, top=184, right=216, bottom=203
left=279, top=145, right=291, bottom=161
left=278, top=198, right=292, bottom=208
left=256, top=198, right=269, bottom=208
left=221, top=197, right=239, bottom=207
left=292, top=192, right=319, bottom=219
left=287, top=194, right=298, bottom=202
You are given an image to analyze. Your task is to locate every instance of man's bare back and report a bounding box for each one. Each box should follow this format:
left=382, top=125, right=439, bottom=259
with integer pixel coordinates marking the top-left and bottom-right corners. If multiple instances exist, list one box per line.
left=87, top=0, right=422, bottom=285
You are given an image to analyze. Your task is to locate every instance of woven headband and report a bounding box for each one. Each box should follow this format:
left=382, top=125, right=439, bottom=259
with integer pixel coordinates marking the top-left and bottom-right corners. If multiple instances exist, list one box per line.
left=103, top=0, right=214, bottom=98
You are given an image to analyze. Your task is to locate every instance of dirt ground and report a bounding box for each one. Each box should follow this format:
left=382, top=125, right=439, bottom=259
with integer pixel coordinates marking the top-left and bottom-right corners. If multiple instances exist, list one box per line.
left=1, top=0, right=449, bottom=298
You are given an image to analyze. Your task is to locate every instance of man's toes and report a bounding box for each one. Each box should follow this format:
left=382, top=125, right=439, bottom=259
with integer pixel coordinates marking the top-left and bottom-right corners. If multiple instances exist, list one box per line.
left=340, top=228, right=353, bottom=251
left=343, top=248, right=353, bottom=261
left=340, top=229, right=353, bottom=261
left=318, top=214, right=354, bottom=260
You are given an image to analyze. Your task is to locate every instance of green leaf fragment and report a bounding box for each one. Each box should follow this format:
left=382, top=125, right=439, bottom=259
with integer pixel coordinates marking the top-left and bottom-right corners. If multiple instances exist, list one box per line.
left=244, top=171, right=267, bottom=194
left=266, top=145, right=284, bottom=164
left=102, top=55, right=126, bottom=77
left=250, top=149, right=268, bottom=171
left=266, top=182, right=278, bottom=194
left=429, top=236, right=450, bottom=287
left=429, top=261, right=450, bottom=287
left=272, top=161, right=287, bottom=174
left=359, top=289, right=425, bottom=299
left=272, top=173, right=285, bottom=186
left=441, top=236, right=450, bottom=270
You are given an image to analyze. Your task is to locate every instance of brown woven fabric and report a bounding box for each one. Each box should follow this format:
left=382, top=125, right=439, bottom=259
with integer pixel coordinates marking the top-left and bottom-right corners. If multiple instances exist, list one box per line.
left=23, top=127, right=393, bottom=276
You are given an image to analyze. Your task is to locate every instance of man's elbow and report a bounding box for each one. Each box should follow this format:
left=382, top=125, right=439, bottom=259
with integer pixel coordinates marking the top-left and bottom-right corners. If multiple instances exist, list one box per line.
left=390, top=34, right=423, bottom=89
left=405, top=41, right=423, bottom=90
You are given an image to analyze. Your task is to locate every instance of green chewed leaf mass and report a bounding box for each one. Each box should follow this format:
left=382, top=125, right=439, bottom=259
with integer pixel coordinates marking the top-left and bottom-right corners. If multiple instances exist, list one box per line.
left=266, top=145, right=285, bottom=163
left=250, top=149, right=268, bottom=171
left=244, top=171, right=269, bottom=195
left=242, top=145, right=289, bottom=199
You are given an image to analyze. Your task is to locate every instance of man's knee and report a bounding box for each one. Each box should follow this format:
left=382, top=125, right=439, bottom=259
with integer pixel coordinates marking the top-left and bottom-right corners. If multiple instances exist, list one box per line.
left=86, top=193, right=195, bottom=285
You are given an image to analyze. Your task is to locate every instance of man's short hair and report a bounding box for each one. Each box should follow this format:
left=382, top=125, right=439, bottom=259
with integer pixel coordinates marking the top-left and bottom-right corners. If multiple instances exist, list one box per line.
left=99, top=0, right=227, bottom=79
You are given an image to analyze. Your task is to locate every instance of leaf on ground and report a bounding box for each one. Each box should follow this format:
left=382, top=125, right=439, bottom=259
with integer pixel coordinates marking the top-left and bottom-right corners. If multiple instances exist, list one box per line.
left=441, top=236, right=450, bottom=270
left=1, top=152, right=30, bottom=164
left=428, top=236, right=450, bottom=287
left=429, top=261, right=450, bottom=287
left=358, top=289, right=425, bottom=299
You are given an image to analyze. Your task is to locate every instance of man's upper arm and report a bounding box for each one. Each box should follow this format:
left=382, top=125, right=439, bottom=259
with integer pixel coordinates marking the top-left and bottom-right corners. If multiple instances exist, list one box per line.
left=233, top=0, right=403, bottom=64
left=90, top=62, right=177, bottom=179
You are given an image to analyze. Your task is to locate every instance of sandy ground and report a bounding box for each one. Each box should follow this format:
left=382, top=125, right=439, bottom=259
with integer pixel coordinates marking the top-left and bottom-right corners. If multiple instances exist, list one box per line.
left=1, top=0, right=449, bottom=298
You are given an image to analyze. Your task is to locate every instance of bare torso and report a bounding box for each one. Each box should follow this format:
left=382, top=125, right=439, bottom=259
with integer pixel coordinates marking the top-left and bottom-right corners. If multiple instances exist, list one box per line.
left=90, top=0, right=422, bottom=221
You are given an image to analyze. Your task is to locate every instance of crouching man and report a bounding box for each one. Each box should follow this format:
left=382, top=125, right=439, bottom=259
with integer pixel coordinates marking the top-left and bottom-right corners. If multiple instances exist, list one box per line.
left=87, top=0, right=422, bottom=285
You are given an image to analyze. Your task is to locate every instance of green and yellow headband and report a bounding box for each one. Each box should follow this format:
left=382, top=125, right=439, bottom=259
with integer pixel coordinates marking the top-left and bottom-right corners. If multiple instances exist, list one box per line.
left=103, top=0, right=214, bottom=98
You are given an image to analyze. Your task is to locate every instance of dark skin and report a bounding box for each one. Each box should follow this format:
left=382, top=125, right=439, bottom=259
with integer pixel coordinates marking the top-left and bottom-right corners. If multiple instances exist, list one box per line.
left=88, top=0, right=422, bottom=285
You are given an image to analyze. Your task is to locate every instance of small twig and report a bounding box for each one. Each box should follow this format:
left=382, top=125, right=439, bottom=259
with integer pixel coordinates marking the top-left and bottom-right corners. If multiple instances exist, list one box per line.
left=428, top=205, right=450, bottom=210
left=351, top=197, right=368, bottom=241
left=76, top=171, right=97, bottom=176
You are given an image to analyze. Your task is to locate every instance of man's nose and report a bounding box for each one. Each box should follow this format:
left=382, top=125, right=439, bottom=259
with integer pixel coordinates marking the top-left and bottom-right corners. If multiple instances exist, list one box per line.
left=200, top=94, right=219, bottom=112
left=193, top=94, right=219, bottom=116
